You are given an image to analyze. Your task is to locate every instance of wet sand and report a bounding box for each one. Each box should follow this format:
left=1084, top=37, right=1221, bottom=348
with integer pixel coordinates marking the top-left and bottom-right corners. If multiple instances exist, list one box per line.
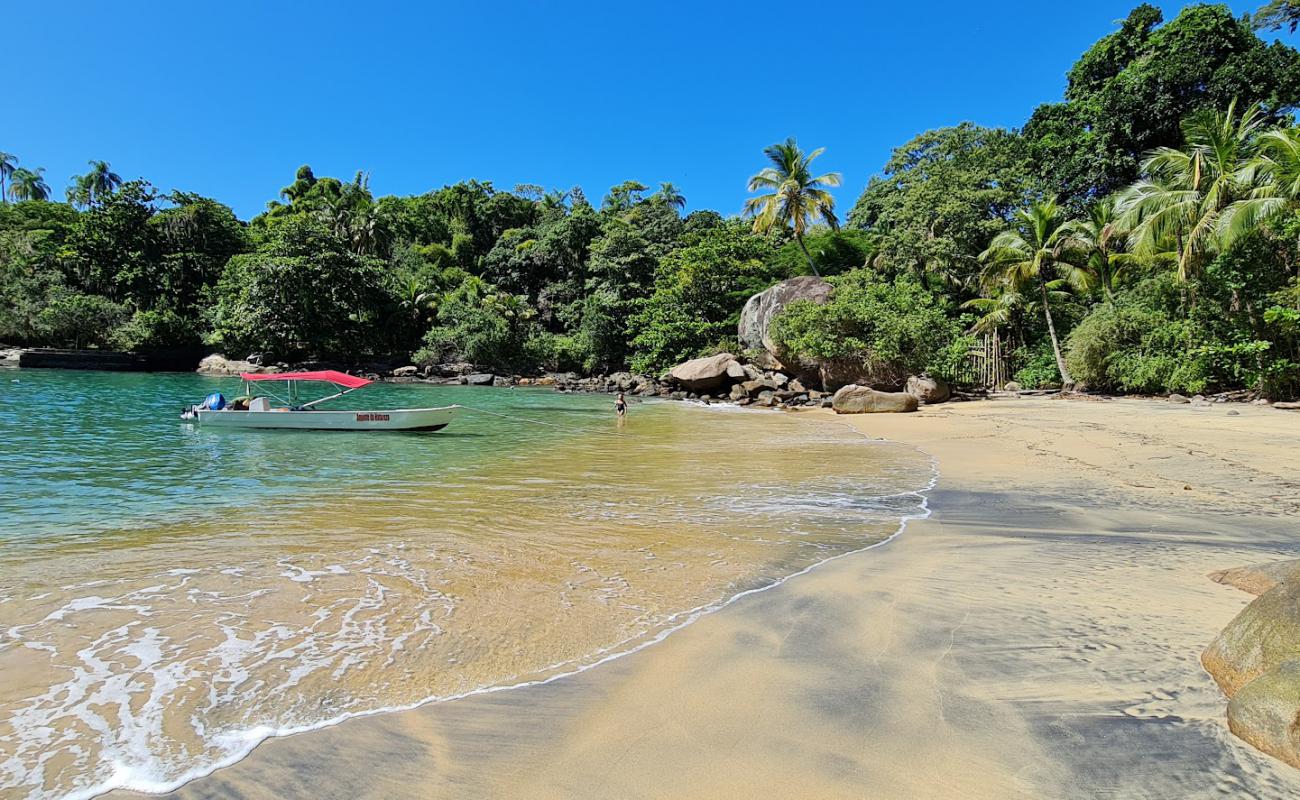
left=131, top=397, right=1300, bottom=799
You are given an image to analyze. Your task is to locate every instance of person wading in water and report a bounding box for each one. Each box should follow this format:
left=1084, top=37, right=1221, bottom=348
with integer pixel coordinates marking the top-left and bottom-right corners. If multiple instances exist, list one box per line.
left=615, top=392, right=627, bottom=418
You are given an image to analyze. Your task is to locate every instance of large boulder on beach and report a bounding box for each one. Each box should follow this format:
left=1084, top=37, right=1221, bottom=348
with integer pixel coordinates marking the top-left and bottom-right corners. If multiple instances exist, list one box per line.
left=1227, top=659, right=1300, bottom=770
left=831, top=384, right=919, bottom=414
left=1203, top=560, right=1300, bottom=769
left=197, top=354, right=274, bottom=375
left=463, top=373, right=495, bottom=386
left=738, top=277, right=833, bottom=369
left=667, top=353, right=740, bottom=392
left=906, top=375, right=950, bottom=405
left=1204, top=569, right=1300, bottom=696
left=1210, top=560, right=1300, bottom=597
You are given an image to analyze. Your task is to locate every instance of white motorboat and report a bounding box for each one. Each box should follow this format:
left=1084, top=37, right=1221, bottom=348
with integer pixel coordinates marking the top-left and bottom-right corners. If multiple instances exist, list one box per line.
left=181, top=370, right=458, bottom=432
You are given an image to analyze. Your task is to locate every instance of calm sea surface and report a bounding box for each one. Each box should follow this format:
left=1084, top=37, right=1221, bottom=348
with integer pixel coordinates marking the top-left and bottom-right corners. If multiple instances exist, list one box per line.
left=0, top=370, right=933, bottom=799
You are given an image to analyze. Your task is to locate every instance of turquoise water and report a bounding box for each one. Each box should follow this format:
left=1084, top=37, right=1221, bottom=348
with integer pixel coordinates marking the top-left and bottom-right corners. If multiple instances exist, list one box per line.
left=0, top=371, right=614, bottom=545
left=0, top=369, right=934, bottom=800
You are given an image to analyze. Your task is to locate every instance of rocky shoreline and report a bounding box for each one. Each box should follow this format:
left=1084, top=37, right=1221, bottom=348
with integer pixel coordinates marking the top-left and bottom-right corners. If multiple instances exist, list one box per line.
left=193, top=352, right=962, bottom=413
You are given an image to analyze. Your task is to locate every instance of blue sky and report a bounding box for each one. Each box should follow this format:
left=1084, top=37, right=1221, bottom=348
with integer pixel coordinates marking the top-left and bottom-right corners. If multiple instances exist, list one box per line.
left=8, top=1, right=1295, bottom=220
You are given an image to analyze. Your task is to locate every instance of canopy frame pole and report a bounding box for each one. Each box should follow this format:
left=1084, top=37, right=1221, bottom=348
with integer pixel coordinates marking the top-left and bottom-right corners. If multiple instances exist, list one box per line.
left=297, top=384, right=362, bottom=410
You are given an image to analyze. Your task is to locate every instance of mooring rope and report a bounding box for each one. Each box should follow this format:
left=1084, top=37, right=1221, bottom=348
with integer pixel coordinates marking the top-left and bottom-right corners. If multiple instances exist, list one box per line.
left=454, top=403, right=624, bottom=436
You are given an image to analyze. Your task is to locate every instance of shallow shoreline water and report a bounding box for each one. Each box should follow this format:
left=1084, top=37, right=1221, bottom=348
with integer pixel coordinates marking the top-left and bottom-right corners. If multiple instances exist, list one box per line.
left=0, top=372, right=935, bottom=799
left=141, top=397, right=1300, bottom=800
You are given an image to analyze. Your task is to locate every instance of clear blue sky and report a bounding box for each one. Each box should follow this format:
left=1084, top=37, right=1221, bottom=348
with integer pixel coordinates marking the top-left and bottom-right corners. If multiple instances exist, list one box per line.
left=8, top=1, right=1295, bottom=221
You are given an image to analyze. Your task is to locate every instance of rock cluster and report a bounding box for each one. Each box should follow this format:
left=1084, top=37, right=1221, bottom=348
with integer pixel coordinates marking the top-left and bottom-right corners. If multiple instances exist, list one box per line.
left=194, top=350, right=950, bottom=413
left=1203, top=559, right=1300, bottom=770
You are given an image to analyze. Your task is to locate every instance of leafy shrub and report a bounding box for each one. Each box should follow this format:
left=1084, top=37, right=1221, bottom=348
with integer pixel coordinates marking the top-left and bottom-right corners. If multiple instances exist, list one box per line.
left=765, top=229, right=875, bottom=278
left=110, top=308, right=201, bottom=351
left=35, top=292, right=128, bottom=349
left=207, top=220, right=391, bottom=359
left=769, top=269, right=972, bottom=382
left=629, top=220, right=780, bottom=374
left=413, top=280, right=539, bottom=369
left=1011, top=343, right=1064, bottom=389
left=1065, top=276, right=1212, bottom=394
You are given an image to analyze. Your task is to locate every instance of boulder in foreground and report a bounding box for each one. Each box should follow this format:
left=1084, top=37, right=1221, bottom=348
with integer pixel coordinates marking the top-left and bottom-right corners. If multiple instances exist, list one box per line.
left=831, top=384, right=919, bottom=414
left=667, top=352, right=739, bottom=392
left=1203, top=560, right=1300, bottom=771
left=1209, top=560, right=1300, bottom=597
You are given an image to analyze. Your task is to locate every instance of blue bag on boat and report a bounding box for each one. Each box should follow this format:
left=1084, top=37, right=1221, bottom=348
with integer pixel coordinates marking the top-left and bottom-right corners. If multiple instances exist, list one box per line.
left=204, top=392, right=226, bottom=410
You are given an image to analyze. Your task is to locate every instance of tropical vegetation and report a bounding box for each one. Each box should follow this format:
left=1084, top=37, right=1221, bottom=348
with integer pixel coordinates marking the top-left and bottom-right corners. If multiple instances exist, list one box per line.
left=3, top=2, right=1300, bottom=398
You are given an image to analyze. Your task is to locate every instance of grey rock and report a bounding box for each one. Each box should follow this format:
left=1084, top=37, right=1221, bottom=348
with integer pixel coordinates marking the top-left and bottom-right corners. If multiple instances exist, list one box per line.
left=738, top=276, right=833, bottom=369
left=392, top=365, right=419, bottom=377
left=1169, top=393, right=1191, bottom=404
left=906, top=375, right=951, bottom=405
left=463, top=373, right=495, bottom=386
left=667, top=353, right=740, bottom=392
left=198, top=354, right=273, bottom=376
left=831, top=384, right=919, bottom=414
left=1004, top=381, right=1023, bottom=392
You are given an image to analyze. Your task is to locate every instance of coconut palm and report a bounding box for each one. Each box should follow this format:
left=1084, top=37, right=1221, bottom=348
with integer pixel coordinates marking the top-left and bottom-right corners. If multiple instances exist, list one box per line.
left=0, top=153, right=17, bottom=204
left=8, top=167, right=50, bottom=202
left=80, top=161, right=122, bottom=205
left=980, top=200, right=1093, bottom=387
left=743, top=137, right=842, bottom=277
left=1218, top=126, right=1300, bottom=259
left=654, top=182, right=686, bottom=211
left=1116, top=100, right=1267, bottom=281
left=1063, top=198, right=1139, bottom=301
left=66, top=174, right=92, bottom=208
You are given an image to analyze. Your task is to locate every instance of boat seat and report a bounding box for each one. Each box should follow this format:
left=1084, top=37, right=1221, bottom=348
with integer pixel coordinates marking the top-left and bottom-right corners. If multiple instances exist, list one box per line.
left=248, top=396, right=272, bottom=412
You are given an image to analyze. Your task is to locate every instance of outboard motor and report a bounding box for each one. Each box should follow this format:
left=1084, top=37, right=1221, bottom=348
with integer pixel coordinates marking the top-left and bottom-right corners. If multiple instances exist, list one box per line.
left=180, top=392, right=226, bottom=421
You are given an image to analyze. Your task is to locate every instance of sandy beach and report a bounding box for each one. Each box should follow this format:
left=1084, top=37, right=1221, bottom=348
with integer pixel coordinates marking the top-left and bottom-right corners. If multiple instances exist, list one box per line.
left=127, top=396, right=1300, bottom=800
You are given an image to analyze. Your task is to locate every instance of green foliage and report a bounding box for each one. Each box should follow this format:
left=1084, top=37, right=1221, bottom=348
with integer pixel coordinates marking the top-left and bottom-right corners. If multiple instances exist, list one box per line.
left=629, top=221, right=780, bottom=373
left=770, top=270, right=973, bottom=382
left=1024, top=3, right=1300, bottom=202
left=743, top=138, right=842, bottom=276
left=110, top=308, right=200, bottom=351
left=35, top=291, right=128, bottom=349
left=848, top=124, right=1033, bottom=292
left=1255, top=1, right=1300, bottom=33
left=1012, top=343, right=1066, bottom=389
left=767, top=229, right=873, bottom=278
left=208, top=220, right=390, bottom=359
left=414, top=281, right=539, bottom=370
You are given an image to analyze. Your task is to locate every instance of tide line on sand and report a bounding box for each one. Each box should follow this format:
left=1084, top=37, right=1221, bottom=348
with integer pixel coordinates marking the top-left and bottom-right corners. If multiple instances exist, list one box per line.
left=74, top=426, right=939, bottom=800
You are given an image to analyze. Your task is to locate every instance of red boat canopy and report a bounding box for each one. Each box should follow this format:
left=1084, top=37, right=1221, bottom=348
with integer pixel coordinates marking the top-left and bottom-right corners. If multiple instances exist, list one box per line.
left=239, top=370, right=372, bottom=389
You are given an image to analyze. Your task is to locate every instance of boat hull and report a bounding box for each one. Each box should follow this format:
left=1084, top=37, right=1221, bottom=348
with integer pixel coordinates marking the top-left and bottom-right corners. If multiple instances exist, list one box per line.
left=194, top=406, right=457, bottom=431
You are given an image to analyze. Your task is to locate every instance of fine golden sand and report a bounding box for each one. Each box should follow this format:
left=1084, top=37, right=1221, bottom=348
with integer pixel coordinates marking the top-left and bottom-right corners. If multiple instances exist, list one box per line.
left=128, top=397, right=1300, bottom=800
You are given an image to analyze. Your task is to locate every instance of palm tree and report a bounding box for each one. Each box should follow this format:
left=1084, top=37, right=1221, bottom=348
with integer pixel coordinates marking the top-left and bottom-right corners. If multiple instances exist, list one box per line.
left=1116, top=101, right=1266, bottom=281
left=1219, top=126, right=1300, bottom=266
left=980, top=200, right=1093, bottom=387
left=66, top=174, right=93, bottom=208
left=8, top=167, right=50, bottom=202
left=654, top=182, right=686, bottom=211
left=1063, top=198, right=1138, bottom=301
left=0, top=153, right=17, bottom=204
left=743, top=137, right=842, bottom=277
left=81, top=160, right=122, bottom=205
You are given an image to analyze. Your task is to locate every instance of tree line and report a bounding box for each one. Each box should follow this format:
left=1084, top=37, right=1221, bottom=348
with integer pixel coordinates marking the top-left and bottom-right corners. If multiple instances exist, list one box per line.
left=2, top=3, right=1299, bottom=397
